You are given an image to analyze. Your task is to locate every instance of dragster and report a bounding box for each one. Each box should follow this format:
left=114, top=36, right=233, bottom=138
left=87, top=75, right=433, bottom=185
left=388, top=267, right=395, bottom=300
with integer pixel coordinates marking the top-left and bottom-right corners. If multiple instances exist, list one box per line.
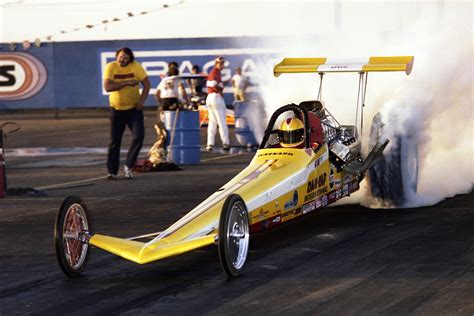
left=55, top=56, right=418, bottom=277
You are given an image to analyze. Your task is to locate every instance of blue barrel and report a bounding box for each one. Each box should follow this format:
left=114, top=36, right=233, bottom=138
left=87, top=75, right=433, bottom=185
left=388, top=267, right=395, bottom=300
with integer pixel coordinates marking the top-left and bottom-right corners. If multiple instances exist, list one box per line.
left=163, top=110, right=201, bottom=165
left=233, top=101, right=266, bottom=147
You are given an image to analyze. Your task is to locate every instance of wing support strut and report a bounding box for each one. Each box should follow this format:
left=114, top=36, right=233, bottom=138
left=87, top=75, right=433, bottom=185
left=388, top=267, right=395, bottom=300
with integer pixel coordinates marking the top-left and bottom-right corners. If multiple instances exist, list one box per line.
left=355, top=72, right=369, bottom=139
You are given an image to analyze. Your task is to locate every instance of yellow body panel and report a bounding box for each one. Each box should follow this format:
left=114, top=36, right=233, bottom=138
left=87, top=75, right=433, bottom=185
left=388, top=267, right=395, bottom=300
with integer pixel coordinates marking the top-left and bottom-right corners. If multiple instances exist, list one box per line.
left=89, top=234, right=216, bottom=264
left=247, top=147, right=331, bottom=225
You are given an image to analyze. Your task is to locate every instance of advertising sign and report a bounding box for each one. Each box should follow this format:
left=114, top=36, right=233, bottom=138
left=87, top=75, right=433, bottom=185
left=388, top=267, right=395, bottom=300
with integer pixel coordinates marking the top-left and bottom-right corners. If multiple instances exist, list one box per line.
left=0, top=52, right=47, bottom=101
left=0, top=37, right=284, bottom=109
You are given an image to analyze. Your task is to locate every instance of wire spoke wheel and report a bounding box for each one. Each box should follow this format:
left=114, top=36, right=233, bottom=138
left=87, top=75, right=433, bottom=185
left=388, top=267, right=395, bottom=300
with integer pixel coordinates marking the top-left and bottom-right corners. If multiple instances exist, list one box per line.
left=218, top=194, right=250, bottom=277
left=55, top=196, right=91, bottom=277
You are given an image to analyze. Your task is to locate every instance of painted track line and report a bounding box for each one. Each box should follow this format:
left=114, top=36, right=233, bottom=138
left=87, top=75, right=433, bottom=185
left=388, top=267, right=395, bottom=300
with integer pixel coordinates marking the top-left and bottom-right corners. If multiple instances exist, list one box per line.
left=36, top=175, right=107, bottom=190
left=201, top=153, right=244, bottom=162
left=35, top=153, right=245, bottom=190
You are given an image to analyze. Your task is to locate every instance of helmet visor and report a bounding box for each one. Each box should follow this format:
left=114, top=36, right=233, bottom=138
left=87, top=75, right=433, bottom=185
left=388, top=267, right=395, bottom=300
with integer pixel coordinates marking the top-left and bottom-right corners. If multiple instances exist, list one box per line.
left=278, top=128, right=304, bottom=145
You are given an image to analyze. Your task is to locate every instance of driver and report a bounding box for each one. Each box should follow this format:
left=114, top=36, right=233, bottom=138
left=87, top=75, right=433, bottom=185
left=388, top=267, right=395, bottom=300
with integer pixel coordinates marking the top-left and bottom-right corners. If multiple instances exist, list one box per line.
left=278, top=117, right=305, bottom=148
left=277, top=116, right=322, bottom=150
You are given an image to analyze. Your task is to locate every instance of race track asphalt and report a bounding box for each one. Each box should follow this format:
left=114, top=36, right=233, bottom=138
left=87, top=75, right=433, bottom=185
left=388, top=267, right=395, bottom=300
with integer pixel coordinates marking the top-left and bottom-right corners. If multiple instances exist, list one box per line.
left=1, top=110, right=473, bottom=315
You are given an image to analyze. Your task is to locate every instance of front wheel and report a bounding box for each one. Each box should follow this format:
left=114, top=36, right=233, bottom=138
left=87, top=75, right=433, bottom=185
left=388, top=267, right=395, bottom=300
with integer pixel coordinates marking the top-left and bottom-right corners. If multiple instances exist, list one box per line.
left=218, top=194, right=250, bottom=277
left=54, top=196, right=92, bottom=277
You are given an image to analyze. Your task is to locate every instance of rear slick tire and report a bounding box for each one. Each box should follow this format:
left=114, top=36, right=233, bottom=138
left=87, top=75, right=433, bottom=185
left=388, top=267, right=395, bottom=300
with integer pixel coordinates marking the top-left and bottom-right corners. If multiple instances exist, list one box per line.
left=218, top=194, right=250, bottom=277
left=368, top=113, right=419, bottom=207
left=55, top=195, right=92, bottom=277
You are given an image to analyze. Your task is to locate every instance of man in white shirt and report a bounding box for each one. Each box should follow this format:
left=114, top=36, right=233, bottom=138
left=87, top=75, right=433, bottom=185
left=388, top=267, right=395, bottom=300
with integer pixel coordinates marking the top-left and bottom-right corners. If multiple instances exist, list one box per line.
left=155, top=67, right=188, bottom=111
left=231, top=66, right=248, bottom=101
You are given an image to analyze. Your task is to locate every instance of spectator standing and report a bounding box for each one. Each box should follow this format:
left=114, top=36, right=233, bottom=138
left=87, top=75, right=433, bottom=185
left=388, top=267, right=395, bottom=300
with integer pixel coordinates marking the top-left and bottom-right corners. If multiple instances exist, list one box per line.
left=155, top=67, right=188, bottom=112
left=187, top=64, right=206, bottom=95
left=103, top=47, right=150, bottom=180
left=231, top=66, right=248, bottom=101
left=168, top=61, right=179, bottom=70
left=206, top=56, right=230, bottom=151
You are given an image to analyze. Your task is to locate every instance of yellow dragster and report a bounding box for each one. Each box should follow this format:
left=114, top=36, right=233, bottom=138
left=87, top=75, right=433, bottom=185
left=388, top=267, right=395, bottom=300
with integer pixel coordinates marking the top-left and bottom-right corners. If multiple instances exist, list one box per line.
left=55, top=56, right=416, bottom=277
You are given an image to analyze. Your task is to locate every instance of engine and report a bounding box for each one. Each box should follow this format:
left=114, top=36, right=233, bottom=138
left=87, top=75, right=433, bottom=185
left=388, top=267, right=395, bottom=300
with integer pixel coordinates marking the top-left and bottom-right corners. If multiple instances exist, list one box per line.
left=320, top=114, right=358, bottom=164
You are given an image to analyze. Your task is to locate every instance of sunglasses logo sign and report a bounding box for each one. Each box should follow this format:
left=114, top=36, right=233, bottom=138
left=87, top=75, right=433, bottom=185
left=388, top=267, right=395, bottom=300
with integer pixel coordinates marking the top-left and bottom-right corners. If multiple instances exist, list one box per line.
left=0, top=53, right=47, bottom=101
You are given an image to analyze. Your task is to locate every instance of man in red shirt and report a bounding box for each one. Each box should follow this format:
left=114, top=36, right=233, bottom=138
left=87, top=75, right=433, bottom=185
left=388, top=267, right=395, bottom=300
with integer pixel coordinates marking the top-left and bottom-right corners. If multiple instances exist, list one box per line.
left=205, top=56, right=230, bottom=151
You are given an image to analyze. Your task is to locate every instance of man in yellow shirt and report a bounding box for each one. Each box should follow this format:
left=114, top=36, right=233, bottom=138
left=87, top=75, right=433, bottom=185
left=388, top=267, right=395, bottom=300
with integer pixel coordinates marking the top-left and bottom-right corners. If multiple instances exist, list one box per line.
left=103, top=47, right=150, bottom=179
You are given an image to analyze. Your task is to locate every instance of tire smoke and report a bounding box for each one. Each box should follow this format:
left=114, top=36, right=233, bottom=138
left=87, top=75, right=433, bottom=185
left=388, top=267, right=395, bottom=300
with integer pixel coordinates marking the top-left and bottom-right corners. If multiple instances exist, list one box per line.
left=374, top=29, right=473, bottom=207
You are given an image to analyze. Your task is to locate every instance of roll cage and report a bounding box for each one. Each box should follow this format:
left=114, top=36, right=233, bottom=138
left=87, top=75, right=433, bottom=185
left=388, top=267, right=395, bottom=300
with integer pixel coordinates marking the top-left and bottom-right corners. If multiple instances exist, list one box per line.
left=259, top=103, right=311, bottom=149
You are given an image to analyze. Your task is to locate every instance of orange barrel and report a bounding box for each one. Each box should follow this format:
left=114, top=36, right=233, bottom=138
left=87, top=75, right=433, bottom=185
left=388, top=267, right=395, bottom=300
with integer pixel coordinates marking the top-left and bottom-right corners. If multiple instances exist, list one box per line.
left=163, top=110, right=201, bottom=165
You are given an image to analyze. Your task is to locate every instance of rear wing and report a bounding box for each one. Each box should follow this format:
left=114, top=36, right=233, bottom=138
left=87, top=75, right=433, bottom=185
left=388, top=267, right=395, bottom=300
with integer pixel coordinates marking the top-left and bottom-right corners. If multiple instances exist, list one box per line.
left=274, top=56, right=414, bottom=76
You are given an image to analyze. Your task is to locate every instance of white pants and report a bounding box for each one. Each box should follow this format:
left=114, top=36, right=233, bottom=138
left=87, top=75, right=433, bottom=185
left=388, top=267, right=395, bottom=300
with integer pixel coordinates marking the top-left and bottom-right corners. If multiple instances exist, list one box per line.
left=206, top=93, right=229, bottom=146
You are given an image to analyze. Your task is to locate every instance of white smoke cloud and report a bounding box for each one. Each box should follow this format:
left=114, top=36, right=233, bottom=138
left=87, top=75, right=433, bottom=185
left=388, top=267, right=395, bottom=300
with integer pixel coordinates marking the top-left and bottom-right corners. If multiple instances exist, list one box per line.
left=253, top=1, right=473, bottom=208
left=384, top=36, right=473, bottom=207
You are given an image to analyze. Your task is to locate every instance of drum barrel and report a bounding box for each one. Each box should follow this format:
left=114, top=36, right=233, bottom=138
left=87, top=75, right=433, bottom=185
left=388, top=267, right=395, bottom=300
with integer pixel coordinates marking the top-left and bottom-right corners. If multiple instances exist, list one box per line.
left=164, top=111, right=201, bottom=165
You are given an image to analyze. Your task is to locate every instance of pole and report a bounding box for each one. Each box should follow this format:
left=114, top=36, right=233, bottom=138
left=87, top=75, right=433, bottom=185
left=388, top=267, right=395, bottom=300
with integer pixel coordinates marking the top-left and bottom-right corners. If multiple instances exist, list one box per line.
left=317, top=73, right=324, bottom=100
left=0, top=128, right=6, bottom=198
left=0, top=122, right=21, bottom=198
left=167, top=108, right=180, bottom=162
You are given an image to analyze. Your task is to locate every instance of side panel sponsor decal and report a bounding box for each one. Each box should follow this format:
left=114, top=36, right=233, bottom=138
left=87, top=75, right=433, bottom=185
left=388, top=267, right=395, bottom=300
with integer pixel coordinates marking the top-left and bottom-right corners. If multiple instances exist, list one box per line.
left=284, top=190, right=299, bottom=210
left=302, top=201, right=316, bottom=214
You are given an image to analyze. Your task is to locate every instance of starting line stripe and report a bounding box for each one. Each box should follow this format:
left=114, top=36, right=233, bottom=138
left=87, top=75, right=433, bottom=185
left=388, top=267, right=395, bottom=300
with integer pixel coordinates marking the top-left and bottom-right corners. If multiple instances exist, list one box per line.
left=35, top=154, right=245, bottom=190
left=201, top=153, right=244, bottom=162
left=36, top=176, right=107, bottom=190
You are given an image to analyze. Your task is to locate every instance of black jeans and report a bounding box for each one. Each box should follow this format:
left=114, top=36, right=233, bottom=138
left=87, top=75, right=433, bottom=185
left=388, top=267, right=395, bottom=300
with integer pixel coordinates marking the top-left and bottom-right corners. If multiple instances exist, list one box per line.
left=107, top=108, right=145, bottom=175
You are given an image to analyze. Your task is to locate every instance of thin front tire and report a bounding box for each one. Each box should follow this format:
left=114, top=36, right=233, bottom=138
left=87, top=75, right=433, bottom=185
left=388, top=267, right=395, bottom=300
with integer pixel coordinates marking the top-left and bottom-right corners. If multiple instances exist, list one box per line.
left=55, top=196, right=91, bottom=277
left=218, top=194, right=250, bottom=277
